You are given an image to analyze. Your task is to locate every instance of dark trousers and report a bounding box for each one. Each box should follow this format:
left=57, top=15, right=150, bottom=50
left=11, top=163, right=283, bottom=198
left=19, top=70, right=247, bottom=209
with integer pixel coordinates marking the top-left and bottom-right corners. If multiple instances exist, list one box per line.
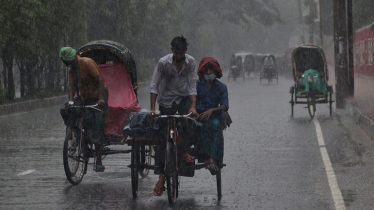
left=60, top=88, right=109, bottom=144
left=155, top=96, right=195, bottom=174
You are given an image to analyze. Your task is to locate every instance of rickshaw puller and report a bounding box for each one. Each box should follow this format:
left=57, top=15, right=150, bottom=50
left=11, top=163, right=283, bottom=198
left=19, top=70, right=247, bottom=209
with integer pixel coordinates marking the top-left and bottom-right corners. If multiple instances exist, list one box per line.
left=149, top=35, right=198, bottom=196
left=59, top=47, right=108, bottom=172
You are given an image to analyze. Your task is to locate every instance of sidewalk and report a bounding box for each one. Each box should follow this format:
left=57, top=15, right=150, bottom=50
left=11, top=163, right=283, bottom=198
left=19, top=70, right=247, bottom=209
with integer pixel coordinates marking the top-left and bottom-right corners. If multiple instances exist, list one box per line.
left=345, top=75, right=374, bottom=140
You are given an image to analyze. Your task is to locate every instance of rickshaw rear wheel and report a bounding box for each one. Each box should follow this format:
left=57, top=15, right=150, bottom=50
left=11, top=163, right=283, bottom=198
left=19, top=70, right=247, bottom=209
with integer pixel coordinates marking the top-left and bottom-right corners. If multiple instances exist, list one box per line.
left=166, top=141, right=178, bottom=204
left=139, top=144, right=153, bottom=178
left=216, top=169, right=222, bottom=200
left=290, top=86, right=295, bottom=117
left=63, top=128, right=87, bottom=185
left=327, top=85, right=333, bottom=116
left=131, top=142, right=139, bottom=198
left=307, top=91, right=316, bottom=119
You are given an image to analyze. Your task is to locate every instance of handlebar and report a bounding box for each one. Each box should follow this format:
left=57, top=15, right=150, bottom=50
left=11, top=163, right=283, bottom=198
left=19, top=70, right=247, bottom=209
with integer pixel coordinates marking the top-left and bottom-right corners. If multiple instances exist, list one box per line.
left=150, top=112, right=199, bottom=125
left=68, top=103, right=102, bottom=112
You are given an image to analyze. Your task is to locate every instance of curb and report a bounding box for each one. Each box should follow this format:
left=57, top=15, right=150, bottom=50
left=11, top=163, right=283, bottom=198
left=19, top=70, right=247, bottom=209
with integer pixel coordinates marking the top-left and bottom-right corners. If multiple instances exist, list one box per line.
left=0, top=95, right=67, bottom=116
left=0, top=81, right=151, bottom=116
left=345, top=100, right=374, bottom=140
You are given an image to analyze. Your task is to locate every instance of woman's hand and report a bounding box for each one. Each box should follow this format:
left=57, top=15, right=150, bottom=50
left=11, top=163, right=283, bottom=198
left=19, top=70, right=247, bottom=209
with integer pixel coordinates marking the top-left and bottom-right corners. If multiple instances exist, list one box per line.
left=197, top=109, right=213, bottom=121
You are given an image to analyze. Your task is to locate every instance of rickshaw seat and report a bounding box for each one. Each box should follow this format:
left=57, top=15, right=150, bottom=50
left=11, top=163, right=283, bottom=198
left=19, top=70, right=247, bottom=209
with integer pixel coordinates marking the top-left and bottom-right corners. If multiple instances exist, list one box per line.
left=99, top=63, right=142, bottom=137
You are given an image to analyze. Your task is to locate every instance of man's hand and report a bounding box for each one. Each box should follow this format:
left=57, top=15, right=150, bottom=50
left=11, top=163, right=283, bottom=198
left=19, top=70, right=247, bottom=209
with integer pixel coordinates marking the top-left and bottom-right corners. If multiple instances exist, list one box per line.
left=97, top=99, right=105, bottom=107
left=188, top=107, right=198, bottom=118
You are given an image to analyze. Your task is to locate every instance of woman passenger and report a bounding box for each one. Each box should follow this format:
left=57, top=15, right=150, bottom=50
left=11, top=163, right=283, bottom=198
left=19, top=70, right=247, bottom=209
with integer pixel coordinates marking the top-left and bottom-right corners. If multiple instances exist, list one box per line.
left=196, top=57, right=229, bottom=175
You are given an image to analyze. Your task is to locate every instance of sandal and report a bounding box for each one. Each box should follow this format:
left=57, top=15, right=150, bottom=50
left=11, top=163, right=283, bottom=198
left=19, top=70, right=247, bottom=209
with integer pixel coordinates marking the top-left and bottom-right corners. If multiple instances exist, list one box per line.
left=95, top=165, right=105, bottom=172
left=206, top=162, right=219, bottom=175
left=153, top=178, right=165, bottom=196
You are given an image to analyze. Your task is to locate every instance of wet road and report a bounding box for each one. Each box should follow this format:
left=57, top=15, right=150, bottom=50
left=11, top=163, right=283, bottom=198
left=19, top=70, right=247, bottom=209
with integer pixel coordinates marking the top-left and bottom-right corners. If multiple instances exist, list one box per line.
left=1, top=75, right=374, bottom=210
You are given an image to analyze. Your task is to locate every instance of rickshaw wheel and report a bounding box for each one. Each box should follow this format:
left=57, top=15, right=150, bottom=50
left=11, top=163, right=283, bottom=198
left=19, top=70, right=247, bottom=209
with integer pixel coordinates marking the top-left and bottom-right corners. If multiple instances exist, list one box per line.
left=328, top=85, right=333, bottom=117
left=166, top=141, right=178, bottom=204
left=307, top=91, right=316, bottom=119
left=139, top=144, right=153, bottom=178
left=216, top=169, right=222, bottom=200
left=276, top=72, right=279, bottom=84
left=63, top=128, right=87, bottom=185
left=290, top=86, right=295, bottom=117
left=131, top=142, right=139, bottom=198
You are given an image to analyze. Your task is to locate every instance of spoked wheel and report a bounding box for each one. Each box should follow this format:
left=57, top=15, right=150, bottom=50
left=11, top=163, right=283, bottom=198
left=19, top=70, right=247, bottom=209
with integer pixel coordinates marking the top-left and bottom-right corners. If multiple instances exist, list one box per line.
left=307, top=91, right=316, bottom=119
left=276, top=72, right=279, bottom=84
left=166, top=141, right=178, bottom=204
left=216, top=169, right=222, bottom=201
left=131, top=142, right=139, bottom=198
left=290, top=88, right=294, bottom=117
left=328, top=85, right=333, bottom=117
left=63, top=128, right=88, bottom=185
left=139, top=144, right=153, bottom=178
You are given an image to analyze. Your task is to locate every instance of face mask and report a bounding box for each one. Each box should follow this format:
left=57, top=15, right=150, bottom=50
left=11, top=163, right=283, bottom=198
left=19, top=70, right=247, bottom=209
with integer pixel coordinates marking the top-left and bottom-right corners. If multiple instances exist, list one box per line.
left=204, top=73, right=216, bottom=82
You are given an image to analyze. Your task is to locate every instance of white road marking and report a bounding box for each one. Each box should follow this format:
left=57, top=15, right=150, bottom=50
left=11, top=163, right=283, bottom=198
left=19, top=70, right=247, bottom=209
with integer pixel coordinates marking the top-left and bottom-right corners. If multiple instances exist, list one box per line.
left=313, top=117, right=346, bottom=210
left=17, top=170, right=35, bottom=176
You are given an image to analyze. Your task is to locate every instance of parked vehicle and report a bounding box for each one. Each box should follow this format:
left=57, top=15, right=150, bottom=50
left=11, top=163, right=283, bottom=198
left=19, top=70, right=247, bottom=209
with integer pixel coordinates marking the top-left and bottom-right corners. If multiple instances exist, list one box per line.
left=289, top=44, right=334, bottom=118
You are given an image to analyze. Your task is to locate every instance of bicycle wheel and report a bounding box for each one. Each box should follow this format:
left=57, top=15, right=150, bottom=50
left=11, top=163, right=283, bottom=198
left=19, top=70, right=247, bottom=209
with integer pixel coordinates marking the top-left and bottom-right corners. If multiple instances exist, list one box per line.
left=131, top=142, right=139, bottom=198
left=307, top=91, right=316, bottom=119
left=216, top=169, right=222, bottom=201
left=139, top=144, right=153, bottom=178
left=63, top=128, right=87, bottom=185
left=166, top=141, right=178, bottom=204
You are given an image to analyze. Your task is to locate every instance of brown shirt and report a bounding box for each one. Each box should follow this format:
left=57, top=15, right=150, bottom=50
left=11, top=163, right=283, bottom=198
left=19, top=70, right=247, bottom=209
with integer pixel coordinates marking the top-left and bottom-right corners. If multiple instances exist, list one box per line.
left=68, top=56, right=105, bottom=100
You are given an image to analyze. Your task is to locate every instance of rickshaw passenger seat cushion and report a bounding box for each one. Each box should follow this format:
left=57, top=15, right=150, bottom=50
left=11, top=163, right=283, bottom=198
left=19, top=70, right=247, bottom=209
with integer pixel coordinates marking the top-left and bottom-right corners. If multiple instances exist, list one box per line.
left=124, top=110, right=159, bottom=138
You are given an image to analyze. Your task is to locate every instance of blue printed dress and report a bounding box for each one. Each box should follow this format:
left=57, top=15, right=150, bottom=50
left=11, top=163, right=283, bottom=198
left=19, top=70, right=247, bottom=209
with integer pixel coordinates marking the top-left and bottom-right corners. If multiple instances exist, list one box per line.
left=196, top=79, right=229, bottom=164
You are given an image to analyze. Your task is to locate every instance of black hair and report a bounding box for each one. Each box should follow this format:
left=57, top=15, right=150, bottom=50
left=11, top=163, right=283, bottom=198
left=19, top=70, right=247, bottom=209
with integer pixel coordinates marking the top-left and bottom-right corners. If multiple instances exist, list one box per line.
left=170, top=35, right=188, bottom=51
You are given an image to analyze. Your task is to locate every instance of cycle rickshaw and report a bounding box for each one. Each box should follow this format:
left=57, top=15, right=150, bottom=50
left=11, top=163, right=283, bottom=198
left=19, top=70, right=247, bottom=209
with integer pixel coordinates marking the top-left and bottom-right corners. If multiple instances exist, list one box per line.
left=125, top=111, right=226, bottom=204
left=62, top=40, right=146, bottom=185
left=259, top=54, right=278, bottom=84
left=289, top=44, right=334, bottom=118
left=227, top=53, right=245, bottom=81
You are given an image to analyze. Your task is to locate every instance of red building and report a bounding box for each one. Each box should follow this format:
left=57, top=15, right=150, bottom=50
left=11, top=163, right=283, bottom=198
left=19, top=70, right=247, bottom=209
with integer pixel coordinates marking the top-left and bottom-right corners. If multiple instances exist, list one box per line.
left=354, top=24, right=374, bottom=77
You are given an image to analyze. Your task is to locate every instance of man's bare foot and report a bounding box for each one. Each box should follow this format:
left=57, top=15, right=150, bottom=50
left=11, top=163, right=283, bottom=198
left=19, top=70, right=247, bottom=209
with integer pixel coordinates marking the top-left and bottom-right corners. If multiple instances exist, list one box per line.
left=182, top=152, right=195, bottom=162
left=153, top=174, right=165, bottom=196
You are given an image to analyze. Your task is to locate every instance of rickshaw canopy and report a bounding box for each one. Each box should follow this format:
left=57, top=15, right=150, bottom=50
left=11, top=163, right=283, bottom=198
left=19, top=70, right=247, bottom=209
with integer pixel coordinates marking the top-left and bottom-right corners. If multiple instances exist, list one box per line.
left=77, top=40, right=142, bottom=137
left=78, top=40, right=138, bottom=91
left=291, top=44, right=328, bottom=81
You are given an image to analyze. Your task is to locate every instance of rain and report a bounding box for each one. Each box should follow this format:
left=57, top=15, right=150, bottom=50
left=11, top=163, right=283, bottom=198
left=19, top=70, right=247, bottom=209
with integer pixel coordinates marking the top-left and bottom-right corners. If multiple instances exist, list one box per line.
left=1, top=0, right=374, bottom=209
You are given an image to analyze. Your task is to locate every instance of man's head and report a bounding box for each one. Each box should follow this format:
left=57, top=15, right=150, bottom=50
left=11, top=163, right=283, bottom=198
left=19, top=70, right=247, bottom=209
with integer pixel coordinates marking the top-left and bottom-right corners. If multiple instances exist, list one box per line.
left=171, top=35, right=188, bottom=63
left=59, top=47, right=77, bottom=68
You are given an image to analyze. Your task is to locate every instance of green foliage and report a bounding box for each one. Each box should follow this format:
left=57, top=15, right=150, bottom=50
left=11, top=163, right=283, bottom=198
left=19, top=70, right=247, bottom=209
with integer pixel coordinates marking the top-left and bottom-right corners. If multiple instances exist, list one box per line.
left=0, top=0, right=282, bottom=99
left=0, top=86, right=5, bottom=104
left=353, top=0, right=374, bottom=30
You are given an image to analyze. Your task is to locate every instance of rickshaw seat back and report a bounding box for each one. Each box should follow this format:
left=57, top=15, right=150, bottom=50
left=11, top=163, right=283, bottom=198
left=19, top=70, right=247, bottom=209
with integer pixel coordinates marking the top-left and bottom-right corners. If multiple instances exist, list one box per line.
left=99, top=63, right=141, bottom=137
